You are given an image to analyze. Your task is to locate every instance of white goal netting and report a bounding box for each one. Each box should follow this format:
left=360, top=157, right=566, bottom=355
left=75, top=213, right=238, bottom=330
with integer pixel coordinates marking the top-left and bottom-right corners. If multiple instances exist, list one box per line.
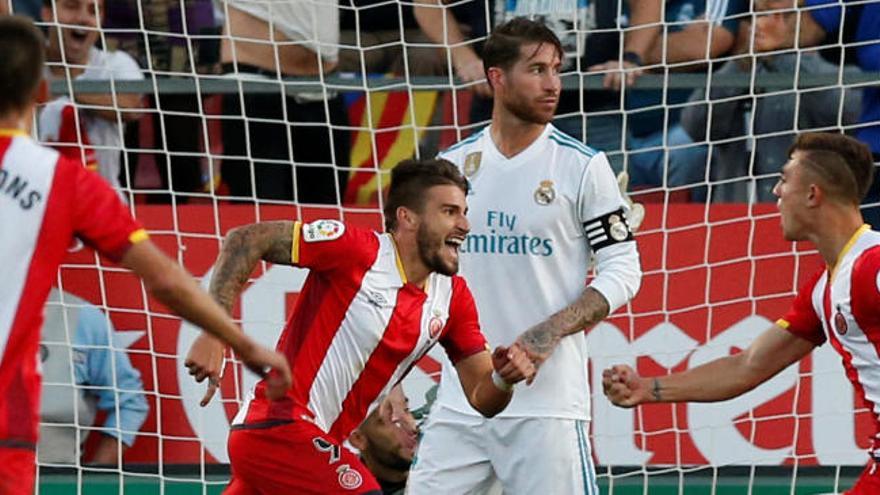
left=20, top=0, right=879, bottom=492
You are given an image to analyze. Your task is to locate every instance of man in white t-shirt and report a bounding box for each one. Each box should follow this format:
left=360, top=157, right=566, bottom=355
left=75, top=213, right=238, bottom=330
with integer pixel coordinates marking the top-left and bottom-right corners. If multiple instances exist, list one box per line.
left=407, top=18, right=643, bottom=495
left=38, top=0, right=143, bottom=194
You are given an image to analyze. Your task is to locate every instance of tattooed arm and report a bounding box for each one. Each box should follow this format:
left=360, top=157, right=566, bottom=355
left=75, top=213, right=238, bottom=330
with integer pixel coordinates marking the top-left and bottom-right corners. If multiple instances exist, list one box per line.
left=515, top=287, right=610, bottom=372
left=185, top=221, right=296, bottom=406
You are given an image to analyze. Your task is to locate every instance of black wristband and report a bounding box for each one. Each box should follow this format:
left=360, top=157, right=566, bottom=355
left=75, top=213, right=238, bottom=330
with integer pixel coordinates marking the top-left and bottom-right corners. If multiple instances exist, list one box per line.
left=622, top=51, right=643, bottom=67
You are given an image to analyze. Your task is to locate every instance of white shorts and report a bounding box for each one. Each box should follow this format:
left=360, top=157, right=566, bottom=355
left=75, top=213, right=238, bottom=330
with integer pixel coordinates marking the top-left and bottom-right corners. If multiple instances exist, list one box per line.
left=406, top=406, right=599, bottom=495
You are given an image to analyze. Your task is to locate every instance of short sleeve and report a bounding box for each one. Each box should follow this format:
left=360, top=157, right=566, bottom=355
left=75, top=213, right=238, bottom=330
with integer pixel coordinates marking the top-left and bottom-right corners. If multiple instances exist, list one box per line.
left=293, top=220, right=379, bottom=272
left=108, top=51, right=144, bottom=81
left=777, top=269, right=826, bottom=346
left=710, top=0, right=747, bottom=34
left=439, top=277, right=488, bottom=364
left=68, top=158, right=146, bottom=261
left=578, top=153, right=634, bottom=252
left=850, top=245, right=880, bottom=331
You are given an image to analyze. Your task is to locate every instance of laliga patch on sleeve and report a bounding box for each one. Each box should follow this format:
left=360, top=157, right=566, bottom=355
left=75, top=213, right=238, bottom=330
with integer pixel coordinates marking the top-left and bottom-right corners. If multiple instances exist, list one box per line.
left=302, top=220, right=345, bottom=243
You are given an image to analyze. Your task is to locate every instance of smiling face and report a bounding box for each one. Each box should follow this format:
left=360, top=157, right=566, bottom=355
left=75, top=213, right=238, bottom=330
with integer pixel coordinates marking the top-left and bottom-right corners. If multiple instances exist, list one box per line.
left=496, top=42, right=562, bottom=125
left=752, top=0, right=796, bottom=52
left=42, top=0, right=103, bottom=66
left=414, top=184, right=470, bottom=276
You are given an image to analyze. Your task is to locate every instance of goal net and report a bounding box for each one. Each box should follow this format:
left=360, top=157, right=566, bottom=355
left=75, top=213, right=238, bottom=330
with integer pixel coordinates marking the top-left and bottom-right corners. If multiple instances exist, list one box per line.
left=26, top=0, right=878, bottom=492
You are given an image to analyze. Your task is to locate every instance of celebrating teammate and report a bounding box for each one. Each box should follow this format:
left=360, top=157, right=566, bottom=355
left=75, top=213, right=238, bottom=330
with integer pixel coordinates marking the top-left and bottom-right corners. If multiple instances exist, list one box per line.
left=0, top=17, right=291, bottom=494
left=604, top=132, right=880, bottom=494
left=184, top=158, right=536, bottom=494
left=407, top=18, right=642, bottom=494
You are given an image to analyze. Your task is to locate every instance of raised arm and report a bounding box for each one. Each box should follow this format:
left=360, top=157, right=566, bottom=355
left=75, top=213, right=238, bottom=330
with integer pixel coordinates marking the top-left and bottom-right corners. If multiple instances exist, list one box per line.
left=454, top=345, right=535, bottom=417
left=603, top=324, right=816, bottom=407
left=182, top=220, right=296, bottom=405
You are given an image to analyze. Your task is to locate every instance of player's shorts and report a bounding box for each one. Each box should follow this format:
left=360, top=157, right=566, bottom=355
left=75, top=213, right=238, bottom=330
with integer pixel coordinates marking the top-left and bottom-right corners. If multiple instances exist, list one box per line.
left=845, top=459, right=880, bottom=494
left=407, top=406, right=599, bottom=495
left=225, top=420, right=382, bottom=495
left=0, top=446, right=35, bottom=495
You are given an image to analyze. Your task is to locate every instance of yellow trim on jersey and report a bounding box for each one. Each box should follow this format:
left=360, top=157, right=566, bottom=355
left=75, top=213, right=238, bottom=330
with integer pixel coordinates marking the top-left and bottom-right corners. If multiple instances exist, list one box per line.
left=389, top=236, right=408, bottom=284
left=829, top=224, right=870, bottom=282
left=128, top=229, right=149, bottom=244
left=776, top=319, right=790, bottom=329
left=0, top=128, right=27, bottom=138
left=292, top=221, right=302, bottom=264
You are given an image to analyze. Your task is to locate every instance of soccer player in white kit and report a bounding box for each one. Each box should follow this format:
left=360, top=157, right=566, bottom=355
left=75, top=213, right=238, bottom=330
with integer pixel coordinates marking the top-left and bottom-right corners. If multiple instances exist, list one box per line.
left=407, top=18, right=643, bottom=495
left=604, top=132, right=880, bottom=494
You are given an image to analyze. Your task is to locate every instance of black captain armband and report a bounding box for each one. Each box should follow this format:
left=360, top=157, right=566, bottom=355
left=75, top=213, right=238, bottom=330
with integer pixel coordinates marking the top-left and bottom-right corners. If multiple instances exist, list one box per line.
left=584, top=208, right=634, bottom=251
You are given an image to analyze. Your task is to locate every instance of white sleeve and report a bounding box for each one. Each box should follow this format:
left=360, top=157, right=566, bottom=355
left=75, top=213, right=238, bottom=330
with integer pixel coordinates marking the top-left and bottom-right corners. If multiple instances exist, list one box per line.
left=37, top=97, right=71, bottom=142
left=108, top=51, right=144, bottom=81
left=578, top=152, right=642, bottom=313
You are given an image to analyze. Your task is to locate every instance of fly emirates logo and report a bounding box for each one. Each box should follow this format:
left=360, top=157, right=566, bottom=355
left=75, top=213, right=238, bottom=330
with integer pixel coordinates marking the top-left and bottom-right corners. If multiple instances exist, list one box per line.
left=462, top=210, right=554, bottom=256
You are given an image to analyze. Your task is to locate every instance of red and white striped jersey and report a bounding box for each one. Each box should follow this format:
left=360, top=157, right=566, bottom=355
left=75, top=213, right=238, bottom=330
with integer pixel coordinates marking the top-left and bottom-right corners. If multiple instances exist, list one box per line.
left=232, top=220, right=488, bottom=442
left=0, top=130, right=145, bottom=448
left=779, top=225, right=880, bottom=456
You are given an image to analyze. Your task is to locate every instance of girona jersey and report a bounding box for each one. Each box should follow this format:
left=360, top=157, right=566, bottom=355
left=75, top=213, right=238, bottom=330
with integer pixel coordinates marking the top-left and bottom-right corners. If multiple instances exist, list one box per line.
left=434, top=124, right=642, bottom=420
left=779, top=225, right=880, bottom=455
left=0, top=130, right=146, bottom=448
left=232, top=220, right=487, bottom=442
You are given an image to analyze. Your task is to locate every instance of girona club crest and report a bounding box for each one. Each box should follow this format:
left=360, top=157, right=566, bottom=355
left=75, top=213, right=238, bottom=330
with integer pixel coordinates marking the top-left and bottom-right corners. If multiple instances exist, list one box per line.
left=428, top=316, right=444, bottom=340
left=337, top=465, right=364, bottom=490
left=834, top=311, right=849, bottom=335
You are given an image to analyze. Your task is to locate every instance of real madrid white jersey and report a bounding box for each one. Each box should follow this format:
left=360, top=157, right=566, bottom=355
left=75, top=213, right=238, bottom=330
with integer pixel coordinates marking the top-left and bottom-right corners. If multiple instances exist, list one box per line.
left=779, top=225, right=880, bottom=456
left=434, top=124, right=642, bottom=419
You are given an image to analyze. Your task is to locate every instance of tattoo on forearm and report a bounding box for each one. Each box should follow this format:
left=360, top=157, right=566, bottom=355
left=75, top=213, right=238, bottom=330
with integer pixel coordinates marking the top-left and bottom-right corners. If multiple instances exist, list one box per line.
left=518, top=288, right=611, bottom=359
left=652, top=378, right=662, bottom=402
left=210, top=221, right=294, bottom=313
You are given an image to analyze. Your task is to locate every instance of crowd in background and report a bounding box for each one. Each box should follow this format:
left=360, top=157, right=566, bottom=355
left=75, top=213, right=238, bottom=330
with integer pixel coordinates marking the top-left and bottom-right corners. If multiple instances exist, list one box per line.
left=2, top=0, right=877, bottom=211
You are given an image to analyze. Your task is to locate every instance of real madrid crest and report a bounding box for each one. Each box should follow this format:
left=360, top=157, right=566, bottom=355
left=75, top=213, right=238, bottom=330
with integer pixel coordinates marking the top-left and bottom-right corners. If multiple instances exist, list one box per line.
left=608, top=214, right=630, bottom=242
left=534, top=180, right=556, bottom=205
left=464, top=152, right=482, bottom=177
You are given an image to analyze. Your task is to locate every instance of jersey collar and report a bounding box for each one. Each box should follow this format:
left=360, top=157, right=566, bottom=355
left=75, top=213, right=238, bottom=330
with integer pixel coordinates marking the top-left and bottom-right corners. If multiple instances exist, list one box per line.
left=0, top=128, right=28, bottom=138
left=829, top=223, right=871, bottom=282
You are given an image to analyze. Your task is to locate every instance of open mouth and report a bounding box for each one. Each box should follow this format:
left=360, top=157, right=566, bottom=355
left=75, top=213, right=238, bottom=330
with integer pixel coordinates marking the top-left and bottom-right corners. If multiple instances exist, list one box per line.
left=444, top=236, right=464, bottom=254
left=66, top=28, right=90, bottom=46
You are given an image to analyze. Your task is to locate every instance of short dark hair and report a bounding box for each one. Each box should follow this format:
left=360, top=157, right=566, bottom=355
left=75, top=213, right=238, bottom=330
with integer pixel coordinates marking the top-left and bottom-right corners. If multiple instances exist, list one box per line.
left=482, top=17, right=563, bottom=85
left=384, top=159, right=468, bottom=232
left=788, top=132, right=876, bottom=204
left=0, top=16, right=46, bottom=116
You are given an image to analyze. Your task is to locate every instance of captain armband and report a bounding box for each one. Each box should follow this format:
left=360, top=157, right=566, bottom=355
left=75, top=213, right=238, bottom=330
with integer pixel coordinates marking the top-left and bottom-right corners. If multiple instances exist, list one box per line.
left=583, top=208, right=634, bottom=251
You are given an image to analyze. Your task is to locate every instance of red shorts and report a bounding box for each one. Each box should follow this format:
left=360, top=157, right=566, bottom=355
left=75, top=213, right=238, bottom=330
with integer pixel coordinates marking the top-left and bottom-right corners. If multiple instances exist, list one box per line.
left=0, top=447, right=35, bottom=495
left=225, top=421, right=382, bottom=495
left=846, top=460, right=880, bottom=494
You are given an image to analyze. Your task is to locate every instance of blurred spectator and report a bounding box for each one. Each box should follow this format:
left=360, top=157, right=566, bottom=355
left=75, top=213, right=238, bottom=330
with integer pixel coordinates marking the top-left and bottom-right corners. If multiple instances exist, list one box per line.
left=587, top=0, right=746, bottom=193
left=803, top=0, right=880, bottom=225
left=216, top=0, right=349, bottom=204
left=680, top=0, right=864, bottom=202
left=38, top=0, right=144, bottom=195
left=39, top=289, right=149, bottom=466
left=338, top=0, right=446, bottom=76
left=103, top=0, right=220, bottom=203
left=1, top=0, right=10, bottom=15
left=10, top=0, right=38, bottom=17
left=349, top=396, right=418, bottom=495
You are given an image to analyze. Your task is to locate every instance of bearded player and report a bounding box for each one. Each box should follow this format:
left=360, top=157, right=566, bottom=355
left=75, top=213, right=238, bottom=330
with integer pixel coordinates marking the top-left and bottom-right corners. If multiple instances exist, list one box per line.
left=407, top=17, right=642, bottom=495
left=605, top=132, right=880, bottom=494
left=185, top=158, right=536, bottom=494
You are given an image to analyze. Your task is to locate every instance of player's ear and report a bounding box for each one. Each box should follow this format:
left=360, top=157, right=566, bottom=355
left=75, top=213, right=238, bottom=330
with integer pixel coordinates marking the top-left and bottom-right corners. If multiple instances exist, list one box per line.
left=807, top=183, right=822, bottom=206
left=396, top=206, right=416, bottom=230
left=487, top=66, right=504, bottom=91
left=349, top=429, right=367, bottom=450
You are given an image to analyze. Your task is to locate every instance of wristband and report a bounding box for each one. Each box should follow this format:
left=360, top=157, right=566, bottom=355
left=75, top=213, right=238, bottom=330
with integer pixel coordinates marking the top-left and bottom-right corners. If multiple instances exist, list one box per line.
left=622, top=51, right=643, bottom=67
left=491, top=370, right=514, bottom=392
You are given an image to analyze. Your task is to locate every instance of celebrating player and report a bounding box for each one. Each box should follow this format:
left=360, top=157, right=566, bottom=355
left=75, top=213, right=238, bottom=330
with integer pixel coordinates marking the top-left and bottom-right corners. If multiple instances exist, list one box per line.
left=0, top=17, right=291, bottom=494
left=604, top=132, right=880, bottom=494
left=185, top=158, right=536, bottom=494
left=407, top=18, right=643, bottom=495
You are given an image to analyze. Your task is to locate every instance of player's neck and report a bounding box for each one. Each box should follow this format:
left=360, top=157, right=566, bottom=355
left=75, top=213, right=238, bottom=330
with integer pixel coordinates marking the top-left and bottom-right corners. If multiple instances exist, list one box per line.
left=811, top=208, right=867, bottom=269
left=0, top=111, right=32, bottom=135
left=490, top=109, right=546, bottom=159
left=391, top=232, right=430, bottom=289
